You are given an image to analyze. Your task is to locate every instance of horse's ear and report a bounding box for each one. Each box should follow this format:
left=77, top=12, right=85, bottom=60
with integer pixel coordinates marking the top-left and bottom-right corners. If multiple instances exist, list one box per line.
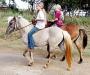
left=13, top=16, right=16, bottom=22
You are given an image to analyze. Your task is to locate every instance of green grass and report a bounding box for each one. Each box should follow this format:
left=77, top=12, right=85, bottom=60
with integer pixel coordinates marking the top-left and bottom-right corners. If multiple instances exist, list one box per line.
left=64, top=16, right=90, bottom=25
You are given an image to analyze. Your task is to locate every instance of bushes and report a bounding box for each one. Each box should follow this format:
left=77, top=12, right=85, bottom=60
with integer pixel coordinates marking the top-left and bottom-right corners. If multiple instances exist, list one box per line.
left=64, top=16, right=90, bottom=25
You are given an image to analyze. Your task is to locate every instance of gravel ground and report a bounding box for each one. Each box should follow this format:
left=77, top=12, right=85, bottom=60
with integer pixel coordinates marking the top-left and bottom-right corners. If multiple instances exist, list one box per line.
left=0, top=49, right=90, bottom=75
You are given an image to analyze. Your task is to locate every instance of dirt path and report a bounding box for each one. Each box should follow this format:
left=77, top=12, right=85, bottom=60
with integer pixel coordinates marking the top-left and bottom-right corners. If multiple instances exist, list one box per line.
left=0, top=48, right=90, bottom=75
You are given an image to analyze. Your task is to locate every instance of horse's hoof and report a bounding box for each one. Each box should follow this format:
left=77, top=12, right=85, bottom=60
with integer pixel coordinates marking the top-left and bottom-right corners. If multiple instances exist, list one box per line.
left=28, top=62, right=33, bottom=66
left=43, top=64, right=48, bottom=69
left=23, top=53, right=25, bottom=57
left=67, top=67, right=71, bottom=71
left=46, top=55, right=50, bottom=58
left=78, top=59, right=83, bottom=64
left=60, top=56, right=65, bottom=61
left=51, top=55, right=56, bottom=60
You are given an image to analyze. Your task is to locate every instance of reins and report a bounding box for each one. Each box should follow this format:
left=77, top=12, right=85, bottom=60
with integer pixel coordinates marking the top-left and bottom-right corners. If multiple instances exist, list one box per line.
left=15, top=22, right=32, bottom=31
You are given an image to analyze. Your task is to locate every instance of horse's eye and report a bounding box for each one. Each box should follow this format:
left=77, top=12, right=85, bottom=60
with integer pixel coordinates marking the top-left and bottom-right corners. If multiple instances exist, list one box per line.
left=10, top=22, right=12, bottom=25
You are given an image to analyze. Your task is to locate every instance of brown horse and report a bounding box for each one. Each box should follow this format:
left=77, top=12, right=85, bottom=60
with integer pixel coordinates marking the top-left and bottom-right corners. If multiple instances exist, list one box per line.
left=46, top=21, right=88, bottom=64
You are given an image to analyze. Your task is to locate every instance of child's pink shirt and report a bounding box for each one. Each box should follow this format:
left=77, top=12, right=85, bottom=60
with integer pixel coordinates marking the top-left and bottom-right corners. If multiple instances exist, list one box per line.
left=54, top=10, right=64, bottom=27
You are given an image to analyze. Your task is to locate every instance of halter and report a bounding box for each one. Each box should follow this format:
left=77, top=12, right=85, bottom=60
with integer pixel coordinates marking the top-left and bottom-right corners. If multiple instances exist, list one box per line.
left=15, top=23, right=32, bottom=31
left=11, top=17, right=32, bottom=32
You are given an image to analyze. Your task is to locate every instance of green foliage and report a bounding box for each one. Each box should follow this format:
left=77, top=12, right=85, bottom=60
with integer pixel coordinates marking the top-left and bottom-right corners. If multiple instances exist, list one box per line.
left=64, top=16, right=90, bottom=25
left=0, top=0, right=6, bottom=4
left=0, top=0, right=5, bottom=2
left=21, top=0, right=28, bottom=2
left=46, top=0, right=82, bottom=10
left=67, top=0, right=80, bottom=9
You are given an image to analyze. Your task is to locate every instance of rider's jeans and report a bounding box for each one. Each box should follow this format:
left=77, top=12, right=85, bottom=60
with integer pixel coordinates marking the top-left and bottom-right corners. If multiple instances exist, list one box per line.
left=28, top=27, right=39, bottom=49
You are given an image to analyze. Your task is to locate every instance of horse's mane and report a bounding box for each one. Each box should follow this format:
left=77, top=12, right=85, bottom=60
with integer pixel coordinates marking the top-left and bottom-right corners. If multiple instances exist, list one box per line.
left=17, top=16, right=33, bottom=33
left=7, top=16, right=13, bottom=24
left=66, top=23, right=77, bottom=25
left=8, top=16, right=30, bottom=26
left=17, top=16, right=30, bottom=26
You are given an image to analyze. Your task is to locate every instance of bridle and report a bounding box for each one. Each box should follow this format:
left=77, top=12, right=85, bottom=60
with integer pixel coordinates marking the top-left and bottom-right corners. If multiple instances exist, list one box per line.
left=15, top=23, right=32, bottom=31
left=10, top=18, right=32, bottom=32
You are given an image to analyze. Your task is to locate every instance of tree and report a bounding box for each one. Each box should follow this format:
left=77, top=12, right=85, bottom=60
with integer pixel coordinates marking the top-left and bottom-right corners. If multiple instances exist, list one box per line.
left=0, top=0, right=6, bottom=5
left=0, top=0, right=2, bottom=1
left=43, top=0, right=60, bottom=12
left=8, top=0, right=19, bottom=13
left=43, top=0, right=86, bottom=11
left=21, top=0, right=35, bottom=12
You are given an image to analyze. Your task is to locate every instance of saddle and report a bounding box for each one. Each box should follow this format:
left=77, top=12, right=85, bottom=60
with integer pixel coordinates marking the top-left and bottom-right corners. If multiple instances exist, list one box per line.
left=46, top=21, right=65, bottom=30
left=46, top=21, right=55, bottom=27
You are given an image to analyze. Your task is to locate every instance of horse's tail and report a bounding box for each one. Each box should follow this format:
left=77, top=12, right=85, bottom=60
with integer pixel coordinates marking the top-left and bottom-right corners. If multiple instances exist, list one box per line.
left=63, top=31, right=72, bottom=70
left=79, top=29, right=88, bottom=49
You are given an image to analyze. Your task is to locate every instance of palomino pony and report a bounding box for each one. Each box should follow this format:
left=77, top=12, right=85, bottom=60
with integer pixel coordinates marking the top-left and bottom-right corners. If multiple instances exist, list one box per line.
left=46, top=21, right=88, bottom=64
left=5, top=16, right=72, bottom=70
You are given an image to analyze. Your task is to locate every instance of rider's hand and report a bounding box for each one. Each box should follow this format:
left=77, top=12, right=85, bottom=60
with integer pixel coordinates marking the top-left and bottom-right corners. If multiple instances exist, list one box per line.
left=32, top=19, right=37, bottom=25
